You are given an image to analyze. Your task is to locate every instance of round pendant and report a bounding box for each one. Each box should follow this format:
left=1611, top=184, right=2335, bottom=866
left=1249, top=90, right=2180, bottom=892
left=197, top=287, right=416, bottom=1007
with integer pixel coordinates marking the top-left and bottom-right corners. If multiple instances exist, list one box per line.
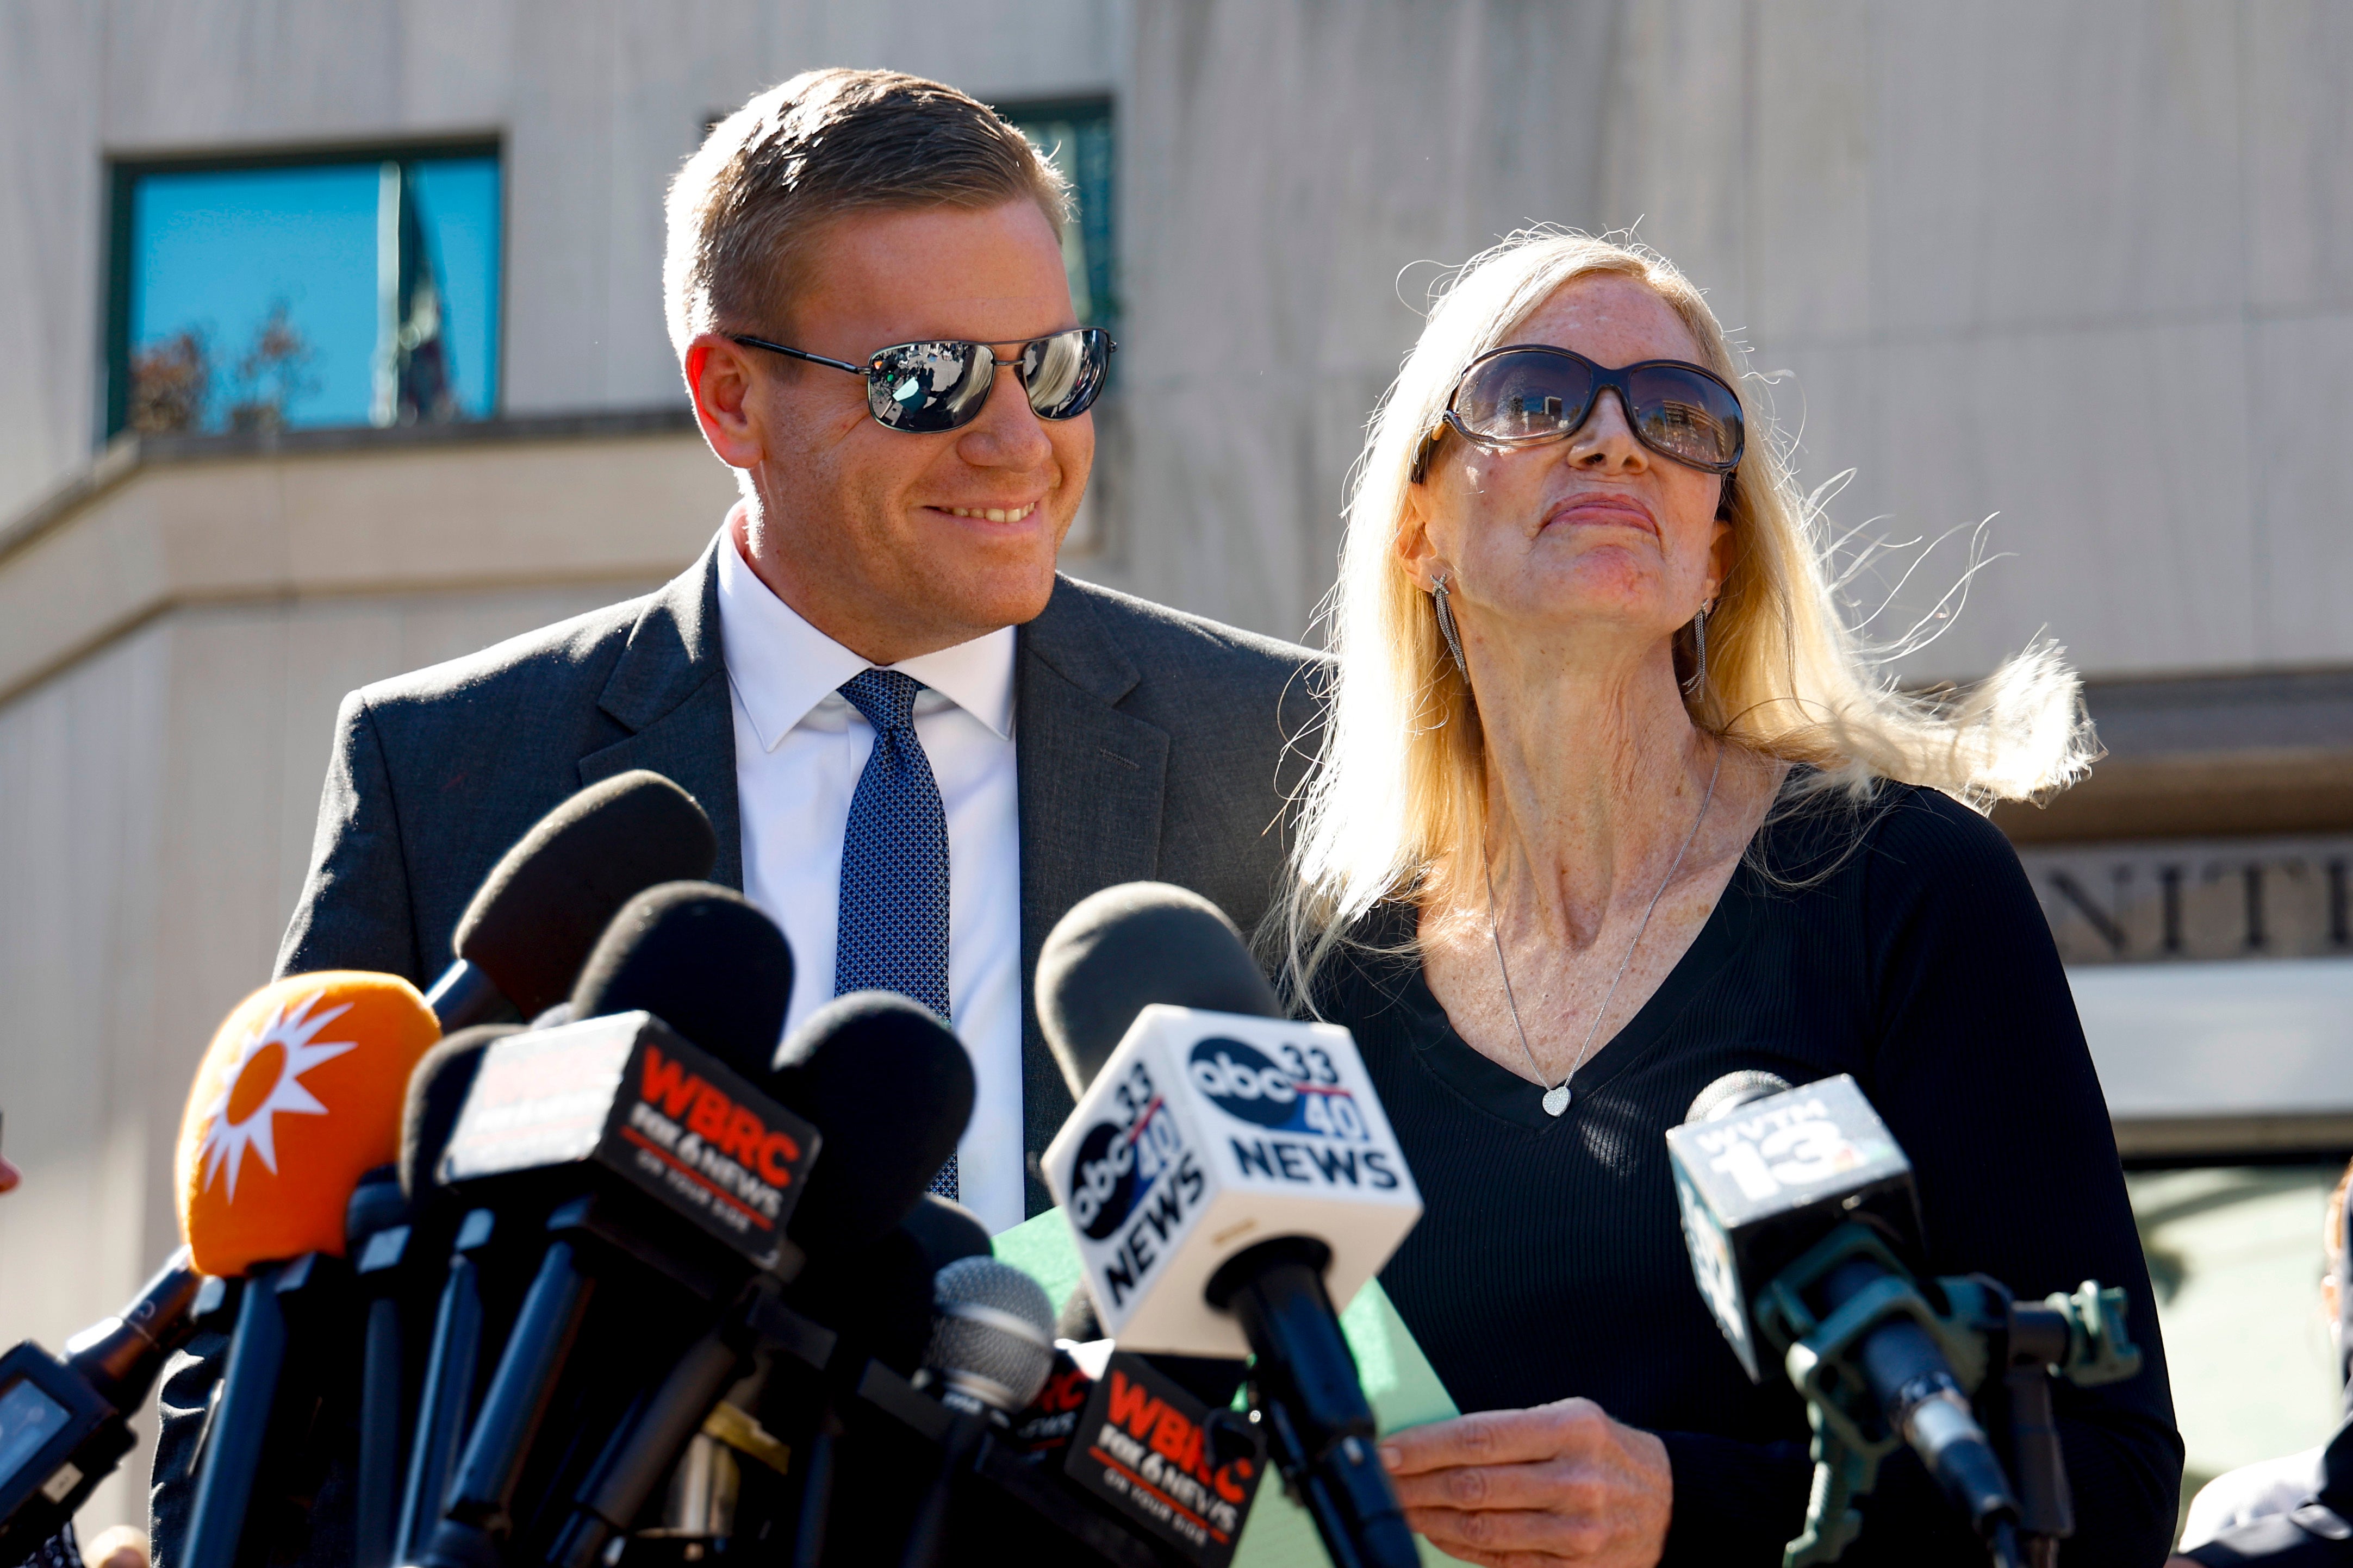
left=1542, top=1084, right=1572, bottom=1117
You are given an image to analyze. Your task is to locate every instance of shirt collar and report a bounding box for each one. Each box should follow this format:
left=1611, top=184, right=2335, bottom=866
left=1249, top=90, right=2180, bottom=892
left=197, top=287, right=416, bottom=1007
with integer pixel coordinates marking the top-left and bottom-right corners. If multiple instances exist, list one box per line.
left=714, top=517, right=1017, bottom=753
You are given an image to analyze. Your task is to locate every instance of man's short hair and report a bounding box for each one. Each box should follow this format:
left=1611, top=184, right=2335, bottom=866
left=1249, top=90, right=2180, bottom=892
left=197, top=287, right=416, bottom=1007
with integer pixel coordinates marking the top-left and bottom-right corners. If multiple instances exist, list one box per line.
left=664, top=68, right=1072, bottom=358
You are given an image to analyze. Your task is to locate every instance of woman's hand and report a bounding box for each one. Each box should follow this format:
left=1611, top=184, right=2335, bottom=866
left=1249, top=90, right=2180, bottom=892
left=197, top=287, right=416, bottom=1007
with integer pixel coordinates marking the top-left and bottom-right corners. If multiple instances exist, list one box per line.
left=1379, top=1398, right=1672, bottom=1566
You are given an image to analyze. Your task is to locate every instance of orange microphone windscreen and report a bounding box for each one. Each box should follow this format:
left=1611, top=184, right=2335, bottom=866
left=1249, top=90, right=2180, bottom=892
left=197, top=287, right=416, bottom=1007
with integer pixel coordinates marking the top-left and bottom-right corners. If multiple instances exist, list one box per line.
left=175, top=972, right=441, bottom=1276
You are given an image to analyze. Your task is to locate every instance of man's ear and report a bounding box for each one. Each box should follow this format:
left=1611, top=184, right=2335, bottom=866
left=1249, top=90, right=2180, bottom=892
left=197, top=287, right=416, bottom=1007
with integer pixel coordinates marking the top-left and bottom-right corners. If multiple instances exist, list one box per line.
left=686, top=333, right=763, bottom=470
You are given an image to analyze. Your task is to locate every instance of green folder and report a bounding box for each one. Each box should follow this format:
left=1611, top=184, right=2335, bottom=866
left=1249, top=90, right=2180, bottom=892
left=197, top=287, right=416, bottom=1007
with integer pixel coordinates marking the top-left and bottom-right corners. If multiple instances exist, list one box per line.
left=993, top=1209, right=1464, bottom=1566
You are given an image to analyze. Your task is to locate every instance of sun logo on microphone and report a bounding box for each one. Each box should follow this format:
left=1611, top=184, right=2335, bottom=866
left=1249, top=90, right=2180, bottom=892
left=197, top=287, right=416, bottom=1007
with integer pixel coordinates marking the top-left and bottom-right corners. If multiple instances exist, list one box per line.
left=194, top=990, right=358, bottom=1201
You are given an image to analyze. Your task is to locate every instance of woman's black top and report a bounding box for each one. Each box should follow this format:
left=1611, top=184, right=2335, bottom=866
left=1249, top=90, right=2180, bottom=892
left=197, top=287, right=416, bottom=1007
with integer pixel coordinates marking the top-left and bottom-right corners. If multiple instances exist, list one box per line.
left=1316, top=785, right=2182, bottom=1566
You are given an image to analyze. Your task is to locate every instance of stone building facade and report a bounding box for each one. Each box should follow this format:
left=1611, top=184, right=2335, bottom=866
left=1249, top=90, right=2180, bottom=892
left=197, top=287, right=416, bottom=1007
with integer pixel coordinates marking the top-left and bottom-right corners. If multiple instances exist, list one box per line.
left=4, top=0, right=2350, bottom=1533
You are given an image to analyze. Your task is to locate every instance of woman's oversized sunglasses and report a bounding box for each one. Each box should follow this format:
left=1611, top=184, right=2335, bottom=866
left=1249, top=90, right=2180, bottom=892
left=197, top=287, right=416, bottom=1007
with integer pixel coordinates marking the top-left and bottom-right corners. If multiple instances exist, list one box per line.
left=729, top=327, right=1115, bottom=433
left=1410, top=345, right=1745, bottom=483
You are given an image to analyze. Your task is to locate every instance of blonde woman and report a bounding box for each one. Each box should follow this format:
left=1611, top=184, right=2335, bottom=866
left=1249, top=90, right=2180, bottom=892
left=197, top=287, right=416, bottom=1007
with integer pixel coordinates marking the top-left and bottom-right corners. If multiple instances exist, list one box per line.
left=1280, top=233, right=2180, bottom=1567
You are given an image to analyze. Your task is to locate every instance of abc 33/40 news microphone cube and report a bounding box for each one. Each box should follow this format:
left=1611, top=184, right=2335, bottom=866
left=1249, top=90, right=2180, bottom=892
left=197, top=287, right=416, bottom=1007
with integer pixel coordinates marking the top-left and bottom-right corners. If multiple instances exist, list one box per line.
left=1664, top=1072, right=1917, bottom=1384
left=1043, top=1004, right=1423, bottom=1358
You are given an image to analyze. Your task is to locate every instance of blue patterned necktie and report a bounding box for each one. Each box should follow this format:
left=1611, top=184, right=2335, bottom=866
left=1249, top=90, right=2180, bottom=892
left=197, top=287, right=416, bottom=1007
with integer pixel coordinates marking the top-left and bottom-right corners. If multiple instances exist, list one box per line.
left=834, top=669, right=957, bottom=1201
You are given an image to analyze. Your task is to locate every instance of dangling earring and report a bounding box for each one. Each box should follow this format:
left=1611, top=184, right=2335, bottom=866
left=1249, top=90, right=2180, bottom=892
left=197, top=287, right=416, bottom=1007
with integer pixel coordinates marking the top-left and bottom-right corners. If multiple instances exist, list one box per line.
left=1683, top=599, right=1714, bottom=696
left=1430, top=573, right=1468, bottom=677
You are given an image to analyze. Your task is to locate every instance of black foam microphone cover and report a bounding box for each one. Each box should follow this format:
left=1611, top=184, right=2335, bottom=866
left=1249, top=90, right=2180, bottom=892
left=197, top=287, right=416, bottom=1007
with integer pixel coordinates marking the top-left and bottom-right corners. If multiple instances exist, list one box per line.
left=817, top=1198, right=994, bottom=1385
left=898, top=1195, right=993, bottom=1275
left=770, top=993, right=975, bottom=1257
left=568, top=881, right=793, bottom=1079
left=1036, top=881, right=1282, bottom=1097
left=789, top=1223, right=953, bottom=1376
left=1055, top=1289, right=1102, bottom=1344
left=397, top=1024, right=521, bottom=1201
left=453, top=771, right=716, bottom=1017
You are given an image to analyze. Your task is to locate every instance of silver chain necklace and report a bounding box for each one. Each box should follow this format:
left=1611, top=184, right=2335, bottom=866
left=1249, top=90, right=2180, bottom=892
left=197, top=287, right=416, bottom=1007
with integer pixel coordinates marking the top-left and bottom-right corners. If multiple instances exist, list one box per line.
left=1485, top=742, right=1722, bottom=1117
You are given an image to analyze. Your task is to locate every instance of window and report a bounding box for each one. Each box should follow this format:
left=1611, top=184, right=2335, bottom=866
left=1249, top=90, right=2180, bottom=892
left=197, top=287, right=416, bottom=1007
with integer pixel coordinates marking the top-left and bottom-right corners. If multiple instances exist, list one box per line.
left=1000, top=102, right=1116, bottom=343
left=106, top=145, right=501, bottom=438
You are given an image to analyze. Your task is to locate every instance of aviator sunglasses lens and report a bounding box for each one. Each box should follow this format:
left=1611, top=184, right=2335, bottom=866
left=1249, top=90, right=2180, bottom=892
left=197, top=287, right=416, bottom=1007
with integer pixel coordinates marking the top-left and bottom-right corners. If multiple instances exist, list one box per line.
left=865, top=330, right=1110, bottom=430
left=1020, top=329, right=1107, bottom=418
left=867, top=341, right=994, bottom=432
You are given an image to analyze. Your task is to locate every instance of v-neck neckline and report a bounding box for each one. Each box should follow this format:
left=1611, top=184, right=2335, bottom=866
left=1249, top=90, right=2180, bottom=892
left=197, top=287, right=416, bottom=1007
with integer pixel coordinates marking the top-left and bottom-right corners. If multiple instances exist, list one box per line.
left=1373, top=858, right=1763, bottom=1134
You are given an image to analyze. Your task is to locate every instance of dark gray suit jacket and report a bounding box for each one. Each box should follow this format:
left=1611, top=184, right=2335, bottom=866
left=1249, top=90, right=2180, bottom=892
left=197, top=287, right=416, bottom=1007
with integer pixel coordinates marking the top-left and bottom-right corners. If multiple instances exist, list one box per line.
left=276, top=534, right=1323, bottom=1204
left=150, top=539, right=1321, bottom=1567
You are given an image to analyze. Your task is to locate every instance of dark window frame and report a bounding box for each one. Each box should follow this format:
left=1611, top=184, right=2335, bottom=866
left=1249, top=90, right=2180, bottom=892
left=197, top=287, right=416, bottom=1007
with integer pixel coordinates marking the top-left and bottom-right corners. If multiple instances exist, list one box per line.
left=994, top=97, right=1119, bottom=343
left=102, top=133, right=506, bottom=442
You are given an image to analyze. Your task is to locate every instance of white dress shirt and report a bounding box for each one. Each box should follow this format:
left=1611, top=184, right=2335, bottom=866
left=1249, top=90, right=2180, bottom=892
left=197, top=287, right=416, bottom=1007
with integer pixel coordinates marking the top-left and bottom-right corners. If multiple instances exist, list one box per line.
left=714, top=524, right=1027, bottom=1233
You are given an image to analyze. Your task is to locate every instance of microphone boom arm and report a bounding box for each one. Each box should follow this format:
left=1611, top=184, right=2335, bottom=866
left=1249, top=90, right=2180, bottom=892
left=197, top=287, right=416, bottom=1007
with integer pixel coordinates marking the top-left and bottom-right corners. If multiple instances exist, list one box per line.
left=1758, top=1225, right=2141, bottom=1568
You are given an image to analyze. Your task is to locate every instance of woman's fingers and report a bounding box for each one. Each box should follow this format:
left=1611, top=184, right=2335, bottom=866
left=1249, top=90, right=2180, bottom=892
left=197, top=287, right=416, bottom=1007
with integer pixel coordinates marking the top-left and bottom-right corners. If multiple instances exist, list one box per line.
left=1388, top=1458, right=1604, bottom=1513
left=1381, top=1399, right=1612, bottom=1476
left=1383, top=1402, right=1673, bottom=1567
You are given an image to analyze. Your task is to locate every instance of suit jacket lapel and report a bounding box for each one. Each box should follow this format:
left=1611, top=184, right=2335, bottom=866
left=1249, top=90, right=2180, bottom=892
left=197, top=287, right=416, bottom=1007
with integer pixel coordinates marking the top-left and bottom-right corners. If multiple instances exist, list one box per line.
left=578, top=536, right=745, bottom=889
left=1016, top=577, right=1170, bottom=1209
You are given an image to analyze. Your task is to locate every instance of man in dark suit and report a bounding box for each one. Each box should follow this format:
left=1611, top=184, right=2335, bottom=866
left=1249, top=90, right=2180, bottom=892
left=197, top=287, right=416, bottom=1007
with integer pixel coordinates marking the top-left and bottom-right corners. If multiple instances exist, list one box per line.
left=273, top=65, right=1317, bottom=1222
left=151, top=66, right=1317, bottom=1566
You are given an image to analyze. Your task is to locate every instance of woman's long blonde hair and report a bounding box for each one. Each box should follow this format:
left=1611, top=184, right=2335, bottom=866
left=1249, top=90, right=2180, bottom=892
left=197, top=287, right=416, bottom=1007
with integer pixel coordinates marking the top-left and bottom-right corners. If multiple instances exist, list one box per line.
left=1275, top=229, right=2095, bottom=998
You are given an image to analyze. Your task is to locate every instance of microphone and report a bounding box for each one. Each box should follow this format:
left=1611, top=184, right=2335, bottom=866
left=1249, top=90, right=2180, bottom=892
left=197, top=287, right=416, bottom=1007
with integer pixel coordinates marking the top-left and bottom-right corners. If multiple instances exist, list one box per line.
left=174, top=973, right=442, bottom=1568
left=566, top=878, right=792, bottom=1067
left=897, top=1259, right=1056, bottom=1568
left=531, top=879, right=823, bottom=1568
left=769, top=993, right=975, bottom=1259
left=732, top=995, right=978, bottom=1568
left=1058, top=1344, right=1271, bottom=1564
left=1034, top=881, right=1291, bottom=1092
left=900, top=1195, right=994, bottom=1275
left=424, top=771, right=716, bottom=1030
left=1669, top=1071, right=2017, bottom=1559
left=414, top=885, right=810, bottom=1568
left=346, top=1166, right=414, bottom=1568
left=919, top=1258, right=1058, bottom=1423
left=0, top=1251, right=204, bottom=1565
left=389, top=1025, right=522, bottom=1568
left=544, top=1001, right=979, bottom=1568
left=786, top=1195, right=995, bottom=1387
left=1036, top=883, right=1423, bottom=1568
left=1668, top=1072, right=2142, bottom=1565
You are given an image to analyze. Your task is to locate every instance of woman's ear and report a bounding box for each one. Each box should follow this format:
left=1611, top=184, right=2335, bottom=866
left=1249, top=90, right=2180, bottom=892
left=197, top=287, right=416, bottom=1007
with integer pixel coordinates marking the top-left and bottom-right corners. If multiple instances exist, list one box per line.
left=1705, top=513, right=1736, bottom=604
left=1396, top=491, right=1442, bottom=592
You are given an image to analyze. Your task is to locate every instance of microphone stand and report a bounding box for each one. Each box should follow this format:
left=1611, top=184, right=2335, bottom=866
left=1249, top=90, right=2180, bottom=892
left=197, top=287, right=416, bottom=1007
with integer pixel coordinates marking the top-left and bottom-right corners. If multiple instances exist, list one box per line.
left=1204, top=1238, right=1419, bottom=1568
left=1758, top=1225, right=2140, bottom=1568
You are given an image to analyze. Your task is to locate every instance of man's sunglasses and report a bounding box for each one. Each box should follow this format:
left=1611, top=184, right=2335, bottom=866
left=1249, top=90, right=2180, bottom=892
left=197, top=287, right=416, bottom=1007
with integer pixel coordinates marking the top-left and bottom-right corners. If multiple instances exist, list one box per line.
left=729, top=327, right=1115, bottom=433
left=1410, top=345, right=1745, bottom=483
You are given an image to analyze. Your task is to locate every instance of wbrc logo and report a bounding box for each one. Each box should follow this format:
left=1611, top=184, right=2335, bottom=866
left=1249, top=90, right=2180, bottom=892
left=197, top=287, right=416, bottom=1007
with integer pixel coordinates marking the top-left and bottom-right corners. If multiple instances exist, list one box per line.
left=1187, top=1036, right=1371, bottom=1142
left=620, top=1043, right=803, bottom=1227
left=1082, top=1363, right=1258, bottom=1547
